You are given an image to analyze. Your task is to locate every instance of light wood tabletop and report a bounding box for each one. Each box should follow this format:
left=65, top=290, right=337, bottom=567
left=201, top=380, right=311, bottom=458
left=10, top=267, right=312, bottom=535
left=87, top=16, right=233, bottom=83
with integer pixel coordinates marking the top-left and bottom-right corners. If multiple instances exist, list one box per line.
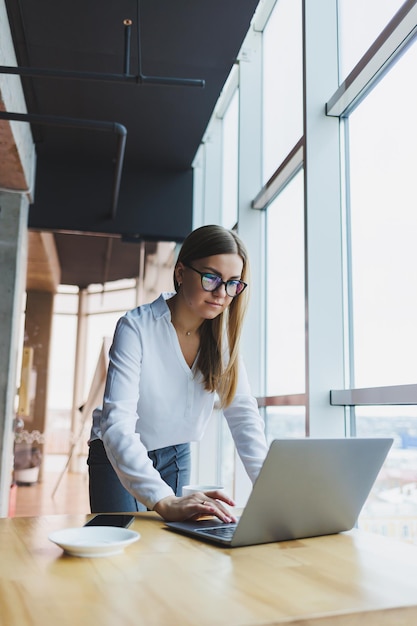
left=1, top=512, right=417, bottom=626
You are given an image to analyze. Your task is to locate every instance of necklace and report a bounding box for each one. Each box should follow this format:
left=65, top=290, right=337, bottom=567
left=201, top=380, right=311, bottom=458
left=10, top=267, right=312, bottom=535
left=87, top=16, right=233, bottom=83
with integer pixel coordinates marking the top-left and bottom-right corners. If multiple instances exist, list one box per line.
left=172, top=320, right=195, bottom=336
left=168, top=297, right=198, bottom=337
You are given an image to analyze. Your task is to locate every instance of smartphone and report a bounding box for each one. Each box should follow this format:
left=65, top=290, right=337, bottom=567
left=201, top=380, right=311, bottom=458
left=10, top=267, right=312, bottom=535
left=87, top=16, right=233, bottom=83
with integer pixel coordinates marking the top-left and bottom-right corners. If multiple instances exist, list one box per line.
left=84, top=514, right=135, bottom=528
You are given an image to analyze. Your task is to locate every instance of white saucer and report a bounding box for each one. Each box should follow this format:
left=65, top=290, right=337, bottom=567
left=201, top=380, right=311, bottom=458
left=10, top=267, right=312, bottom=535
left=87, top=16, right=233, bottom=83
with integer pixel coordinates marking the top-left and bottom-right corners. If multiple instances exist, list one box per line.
left=48, top=526, right=140, bottom=557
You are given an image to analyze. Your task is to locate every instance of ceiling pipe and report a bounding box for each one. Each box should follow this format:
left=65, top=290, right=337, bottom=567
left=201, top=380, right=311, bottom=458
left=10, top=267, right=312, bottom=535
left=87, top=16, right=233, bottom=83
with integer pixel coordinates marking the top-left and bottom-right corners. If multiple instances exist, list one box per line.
left=0, top=8, right=202, bottom=218
left=0, top=110, right=126, bottom=220
left=123, top=19, right=133, bottom=76
left=0, top=64, right=205, bottom=87
left=0, top=15, right=205, bottom=89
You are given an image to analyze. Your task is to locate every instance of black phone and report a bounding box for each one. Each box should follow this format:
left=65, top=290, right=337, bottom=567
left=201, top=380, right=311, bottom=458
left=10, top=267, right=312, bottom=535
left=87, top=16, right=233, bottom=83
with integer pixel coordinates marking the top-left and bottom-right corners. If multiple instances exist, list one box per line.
left=84, top=514, right=135, bottom=528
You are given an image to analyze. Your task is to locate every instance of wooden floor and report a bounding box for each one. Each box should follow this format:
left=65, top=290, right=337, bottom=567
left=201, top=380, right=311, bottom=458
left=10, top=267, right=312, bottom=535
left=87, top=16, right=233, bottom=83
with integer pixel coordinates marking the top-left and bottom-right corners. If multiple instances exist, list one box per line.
left=12, top=456, right=90, bottom=517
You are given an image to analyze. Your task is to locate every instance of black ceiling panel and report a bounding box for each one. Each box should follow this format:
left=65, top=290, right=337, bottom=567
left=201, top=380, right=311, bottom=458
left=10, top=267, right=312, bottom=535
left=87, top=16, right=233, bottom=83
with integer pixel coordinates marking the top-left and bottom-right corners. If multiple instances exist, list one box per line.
left=4, top=0, right=259, bottom=285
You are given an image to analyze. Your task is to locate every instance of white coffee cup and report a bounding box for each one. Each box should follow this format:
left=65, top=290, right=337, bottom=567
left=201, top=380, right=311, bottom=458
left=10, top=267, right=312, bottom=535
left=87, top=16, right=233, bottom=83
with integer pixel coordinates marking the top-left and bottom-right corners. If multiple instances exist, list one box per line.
left=182, top=484, right=224, bottom=497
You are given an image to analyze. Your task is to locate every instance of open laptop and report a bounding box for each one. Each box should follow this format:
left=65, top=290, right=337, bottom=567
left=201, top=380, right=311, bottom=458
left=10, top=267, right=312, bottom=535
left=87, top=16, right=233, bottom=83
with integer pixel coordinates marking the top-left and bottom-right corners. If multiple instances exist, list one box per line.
left=166, top=437, right=393, bottom=548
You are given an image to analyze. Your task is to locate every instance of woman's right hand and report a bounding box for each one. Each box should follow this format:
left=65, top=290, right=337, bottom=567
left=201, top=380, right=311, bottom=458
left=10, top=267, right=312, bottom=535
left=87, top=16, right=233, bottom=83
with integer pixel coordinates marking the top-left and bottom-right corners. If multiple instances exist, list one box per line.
left=153, top=489, right=237, bottom=523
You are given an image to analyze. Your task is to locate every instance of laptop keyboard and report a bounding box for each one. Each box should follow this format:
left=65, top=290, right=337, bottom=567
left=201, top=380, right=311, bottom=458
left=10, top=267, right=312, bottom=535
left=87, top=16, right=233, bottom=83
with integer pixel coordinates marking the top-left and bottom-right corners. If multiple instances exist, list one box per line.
left=196, top=524, right=237, bottom=540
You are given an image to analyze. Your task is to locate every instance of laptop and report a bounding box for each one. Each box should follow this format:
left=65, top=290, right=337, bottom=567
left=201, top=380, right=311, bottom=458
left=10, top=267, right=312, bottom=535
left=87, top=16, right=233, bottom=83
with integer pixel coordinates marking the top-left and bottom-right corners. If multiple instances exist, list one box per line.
left=166, top=437, right=393, bottom=548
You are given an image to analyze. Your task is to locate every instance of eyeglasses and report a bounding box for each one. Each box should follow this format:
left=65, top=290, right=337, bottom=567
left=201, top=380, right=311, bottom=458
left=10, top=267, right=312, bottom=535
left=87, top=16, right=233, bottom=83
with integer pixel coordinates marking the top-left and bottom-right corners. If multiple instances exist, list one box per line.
left=186, top=265, right=247, bottom=297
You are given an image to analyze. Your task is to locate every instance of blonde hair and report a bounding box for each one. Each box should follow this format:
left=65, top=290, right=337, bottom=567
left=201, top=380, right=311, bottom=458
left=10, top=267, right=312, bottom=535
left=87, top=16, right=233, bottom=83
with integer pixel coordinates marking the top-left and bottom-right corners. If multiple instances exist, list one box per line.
left=174, top=225, right=250, bottom=407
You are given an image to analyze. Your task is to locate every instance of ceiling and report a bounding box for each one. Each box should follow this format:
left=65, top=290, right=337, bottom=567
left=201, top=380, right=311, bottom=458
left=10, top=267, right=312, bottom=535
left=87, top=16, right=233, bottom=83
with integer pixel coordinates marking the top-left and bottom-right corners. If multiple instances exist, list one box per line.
left=3, top=0, right=259, bottom=287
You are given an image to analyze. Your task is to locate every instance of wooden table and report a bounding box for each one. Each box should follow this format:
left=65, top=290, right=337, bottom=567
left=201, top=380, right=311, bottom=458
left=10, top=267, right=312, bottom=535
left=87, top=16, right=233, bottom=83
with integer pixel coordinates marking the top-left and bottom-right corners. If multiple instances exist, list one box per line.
left=1, top=513, right=417, bottom=626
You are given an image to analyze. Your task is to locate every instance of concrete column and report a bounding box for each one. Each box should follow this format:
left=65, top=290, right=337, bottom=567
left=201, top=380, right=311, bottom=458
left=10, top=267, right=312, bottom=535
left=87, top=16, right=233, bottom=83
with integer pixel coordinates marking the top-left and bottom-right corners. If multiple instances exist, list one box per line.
left=0, top=192, right=29, bottom=517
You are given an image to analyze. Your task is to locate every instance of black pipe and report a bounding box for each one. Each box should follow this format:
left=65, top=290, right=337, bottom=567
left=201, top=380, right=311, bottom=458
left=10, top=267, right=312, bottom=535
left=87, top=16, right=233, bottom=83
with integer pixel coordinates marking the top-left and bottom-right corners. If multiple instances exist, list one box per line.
left=0, top=110, right=127, bottom=220
left=0, top=65, right=205, bottom=88
left=123, top=19, right=132, bottom=76
left=0, top=65, right=133, bottom=82
left=140, top=75, right=205, bottom=88
left=0, top=10, right=205, bottom=88
left=111, top=124, right=127, bottom=220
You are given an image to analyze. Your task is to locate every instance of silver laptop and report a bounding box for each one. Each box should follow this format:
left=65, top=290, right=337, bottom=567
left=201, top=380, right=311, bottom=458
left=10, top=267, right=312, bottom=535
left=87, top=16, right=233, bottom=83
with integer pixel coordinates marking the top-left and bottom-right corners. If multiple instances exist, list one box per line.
left=166, top=437, right=393, bottom=548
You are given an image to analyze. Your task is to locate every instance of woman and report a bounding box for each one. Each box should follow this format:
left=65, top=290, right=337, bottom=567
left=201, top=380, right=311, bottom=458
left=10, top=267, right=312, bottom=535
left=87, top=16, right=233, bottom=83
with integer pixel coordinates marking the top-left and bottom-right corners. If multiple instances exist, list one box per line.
left=88, top=224, right=268, bottom=522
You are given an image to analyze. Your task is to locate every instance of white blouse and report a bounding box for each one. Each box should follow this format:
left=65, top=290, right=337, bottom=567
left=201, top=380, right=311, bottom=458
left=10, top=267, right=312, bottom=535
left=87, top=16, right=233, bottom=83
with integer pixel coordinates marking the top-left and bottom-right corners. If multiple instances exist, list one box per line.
left=89, top=293, right=268, bottom=509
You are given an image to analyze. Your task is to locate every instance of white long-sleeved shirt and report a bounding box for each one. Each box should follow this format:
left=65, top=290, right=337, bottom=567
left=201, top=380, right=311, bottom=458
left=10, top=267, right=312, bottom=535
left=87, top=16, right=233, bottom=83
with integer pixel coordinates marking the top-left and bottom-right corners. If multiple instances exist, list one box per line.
left=89, top=293, right=268, bottom=510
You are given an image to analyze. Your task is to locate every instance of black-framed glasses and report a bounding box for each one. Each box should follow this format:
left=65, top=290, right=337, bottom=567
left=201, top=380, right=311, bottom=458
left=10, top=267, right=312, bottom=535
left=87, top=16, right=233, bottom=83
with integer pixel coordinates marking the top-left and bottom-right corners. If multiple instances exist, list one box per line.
left=186, top=265, right=247, bottom=297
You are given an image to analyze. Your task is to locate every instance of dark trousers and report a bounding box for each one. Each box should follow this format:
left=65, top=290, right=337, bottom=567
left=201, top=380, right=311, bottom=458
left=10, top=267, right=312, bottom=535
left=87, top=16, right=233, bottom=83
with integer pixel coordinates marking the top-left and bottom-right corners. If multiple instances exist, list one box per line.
left=87, top=439, right=191, bottom=513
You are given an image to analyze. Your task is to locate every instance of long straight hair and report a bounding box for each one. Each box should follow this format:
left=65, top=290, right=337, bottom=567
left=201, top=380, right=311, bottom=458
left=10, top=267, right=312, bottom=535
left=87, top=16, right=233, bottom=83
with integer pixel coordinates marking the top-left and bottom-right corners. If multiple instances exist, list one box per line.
left=174, top=225, right=250, bottom=407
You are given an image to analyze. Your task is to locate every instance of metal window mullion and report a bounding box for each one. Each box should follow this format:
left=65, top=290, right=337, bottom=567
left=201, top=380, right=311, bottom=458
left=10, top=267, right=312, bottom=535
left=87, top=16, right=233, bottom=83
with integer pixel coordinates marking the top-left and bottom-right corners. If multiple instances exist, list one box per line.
left=339, top=118, right=357, bottom=436
left=235, top=26, right=264, bottom=506
left=192, top=144, right=205, bottom=229
left=252, top=138, right=304, bottom=210
left=331, top=384, right=417, bottom=406
left=237, top=29, right=265, bottom=399
left=303, top=0, right=345, bottom=436
left=200, top=117, right=223, bottom=226
left=257, top=394, right=307, bottom=407
left=214, top=65, right=239, bottom=120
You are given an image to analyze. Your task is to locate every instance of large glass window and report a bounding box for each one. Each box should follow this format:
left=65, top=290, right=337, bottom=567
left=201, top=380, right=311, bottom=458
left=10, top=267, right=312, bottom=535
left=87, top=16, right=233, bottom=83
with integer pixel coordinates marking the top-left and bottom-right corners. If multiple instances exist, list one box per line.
left=338, top=0, right=406, bottom=81
left=221, top=89, right=239, bottom=229
left=348, top=41, right=417, bottom=388
left=266, top=171, right=305, bottom=396
left=48, top=288, right=78, bottom=412
left=46, top=289, right=78, bottom=458
left=265, top=406, right=306, bottom=441
left=85, top=279, right=139, bottom=387
left=356, top=406, right=417, bottom=545
left=345, top=35, right=417, bottom=545
left=262, top=0, right=303, bottom=183
left=46, top=281, right=143, bottom=463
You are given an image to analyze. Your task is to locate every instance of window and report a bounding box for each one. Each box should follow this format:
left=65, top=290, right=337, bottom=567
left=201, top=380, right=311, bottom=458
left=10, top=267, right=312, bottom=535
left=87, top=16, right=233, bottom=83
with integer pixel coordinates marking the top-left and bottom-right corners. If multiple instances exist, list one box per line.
left=338, top=0, right=406, bottom=80
left=356, top=406, right=417, bottom=543
left=193, top=0, right=417, bottom=542
left=265, top=406, right=306, bottom=442
left=342, top=25, right=417, bottom=545
left=48, top=288, right=78, bottom=411
left=262, top=0, right=303, bottom=183
left=266, top=171, right=305, bottom=397
left=348, top=41, right=417, bottom=388
left=221, top=89, right=239, bottom=229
